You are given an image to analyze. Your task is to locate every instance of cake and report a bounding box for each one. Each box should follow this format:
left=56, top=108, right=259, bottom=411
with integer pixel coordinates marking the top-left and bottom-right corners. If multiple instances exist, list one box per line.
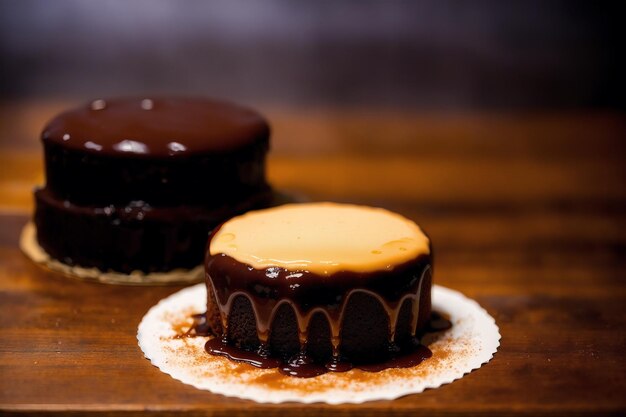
left=201, top=202, right=435, bottom=377
left=33, top=97, right=271, bottom=277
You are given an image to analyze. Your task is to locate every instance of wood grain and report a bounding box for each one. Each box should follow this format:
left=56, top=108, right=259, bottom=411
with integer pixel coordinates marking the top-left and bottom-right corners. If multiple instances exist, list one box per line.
left=0, top=104, right=625, bottom=416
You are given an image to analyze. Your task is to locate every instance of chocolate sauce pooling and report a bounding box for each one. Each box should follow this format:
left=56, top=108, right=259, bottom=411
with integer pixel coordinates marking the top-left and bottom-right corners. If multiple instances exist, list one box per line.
left=42, top=97, right=269, bottom=157
left=189, top=312, right=450, bottom=378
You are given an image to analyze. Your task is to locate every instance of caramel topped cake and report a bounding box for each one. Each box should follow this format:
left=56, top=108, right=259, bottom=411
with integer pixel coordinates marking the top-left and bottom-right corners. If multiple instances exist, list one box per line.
left=33, top=97, right=271, bottom=277
left=202, top=202, right=436, bottom=377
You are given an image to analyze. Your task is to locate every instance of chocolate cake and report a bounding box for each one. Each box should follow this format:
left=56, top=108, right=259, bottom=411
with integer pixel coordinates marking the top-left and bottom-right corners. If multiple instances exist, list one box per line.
left=33, top=97, right=271, bottom=276
left=202, top=202, right=435, bottom=377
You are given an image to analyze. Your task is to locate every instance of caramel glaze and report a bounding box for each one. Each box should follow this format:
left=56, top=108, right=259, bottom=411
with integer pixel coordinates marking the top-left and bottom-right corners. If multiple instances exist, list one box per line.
left=197, top=239, right=448, bottom=377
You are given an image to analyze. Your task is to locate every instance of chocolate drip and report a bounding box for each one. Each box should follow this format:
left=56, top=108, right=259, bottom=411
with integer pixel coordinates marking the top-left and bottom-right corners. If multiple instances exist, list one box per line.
left=191, top=314, right=449, bottom=378
left=205, top=337, right=281, bottom=369
left=203, top=249, right=439, bottom=377
left=229, top=281, right=430, bottom=358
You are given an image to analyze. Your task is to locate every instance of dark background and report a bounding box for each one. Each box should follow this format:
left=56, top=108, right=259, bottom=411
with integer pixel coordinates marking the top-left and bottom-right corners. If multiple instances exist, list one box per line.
left=0, top=0, right=623, bottom=110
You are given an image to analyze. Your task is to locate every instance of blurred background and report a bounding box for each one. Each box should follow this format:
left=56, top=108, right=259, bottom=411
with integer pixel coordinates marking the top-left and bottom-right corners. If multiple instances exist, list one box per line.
left=0, top=0, right=622, bottom=109
left=0, top=0, right=623, bottom=213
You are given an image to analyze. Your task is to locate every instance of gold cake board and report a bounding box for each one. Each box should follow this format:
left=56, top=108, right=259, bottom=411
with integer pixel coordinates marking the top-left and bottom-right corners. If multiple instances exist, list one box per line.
left=19, top=222, right=203, bottom=286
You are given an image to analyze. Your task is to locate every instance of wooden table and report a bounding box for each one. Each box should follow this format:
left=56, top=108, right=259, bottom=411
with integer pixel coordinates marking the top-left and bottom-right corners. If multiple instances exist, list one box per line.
left=1, top=103, right=625, bottom=416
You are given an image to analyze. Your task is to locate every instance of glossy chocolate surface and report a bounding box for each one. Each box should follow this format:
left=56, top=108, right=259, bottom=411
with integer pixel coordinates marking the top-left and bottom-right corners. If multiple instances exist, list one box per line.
left=42, top=97, right=270, bottom=157
left=35, top=97, right=272, bottom=273
left=43, top=141, right=269, bottom=206
left=42, top=98, right=270, bottom=206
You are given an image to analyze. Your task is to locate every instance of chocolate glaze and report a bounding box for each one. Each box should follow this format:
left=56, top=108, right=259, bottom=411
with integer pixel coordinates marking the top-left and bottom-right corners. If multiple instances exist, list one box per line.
left=42, top=97, right=269, bottom=157
left=206, top=337, right=282, bottom=369
left=35, top=97, right=272, bottom=274
left=42, top=98, right=270, bottom=206
left=201, top=233, right=439, bottom=376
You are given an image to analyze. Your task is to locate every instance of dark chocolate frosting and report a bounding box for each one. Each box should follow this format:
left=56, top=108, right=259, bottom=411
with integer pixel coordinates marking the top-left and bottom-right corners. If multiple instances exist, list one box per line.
left=42, top=97, right=269, bottom=157
left=34, top=96, right=272, bottom=274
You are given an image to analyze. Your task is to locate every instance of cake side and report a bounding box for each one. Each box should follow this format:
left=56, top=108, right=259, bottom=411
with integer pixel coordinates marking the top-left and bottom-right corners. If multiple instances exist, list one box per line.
left=35, top=187, right=271, bottom=273
left=43, top=140, right=269, bottom=206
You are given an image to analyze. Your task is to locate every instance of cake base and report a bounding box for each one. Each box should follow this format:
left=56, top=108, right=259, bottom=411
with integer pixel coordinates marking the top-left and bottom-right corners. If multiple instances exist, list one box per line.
left=20, top=222, right=203, bottom=285
left=137, top=283, right=501, bottom=403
